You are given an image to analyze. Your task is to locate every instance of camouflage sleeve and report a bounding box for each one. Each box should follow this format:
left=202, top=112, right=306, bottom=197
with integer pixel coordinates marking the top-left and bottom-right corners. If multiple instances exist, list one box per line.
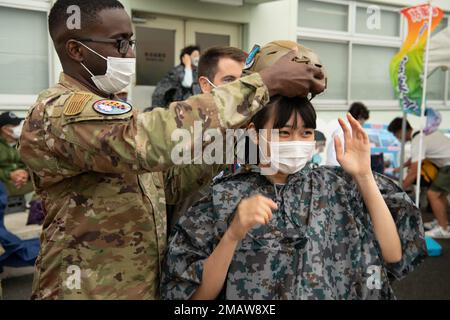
left=373, top=174, right=427, bottom=280
left=48, top=73, right=269, bottom=174
left=164, top=164, right=226, bottom=205
left=161, top=192, right=219, bottom=300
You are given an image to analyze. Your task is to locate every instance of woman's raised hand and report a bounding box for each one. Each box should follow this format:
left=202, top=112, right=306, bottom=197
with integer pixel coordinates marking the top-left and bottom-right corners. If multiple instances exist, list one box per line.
left=335, top=113, right=372, bottom=179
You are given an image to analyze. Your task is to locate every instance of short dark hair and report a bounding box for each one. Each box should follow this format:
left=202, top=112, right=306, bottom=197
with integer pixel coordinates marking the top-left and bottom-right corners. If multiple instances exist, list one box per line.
left=387, top=117, right=412, bottom=135
left=180, top=45, right=201, bottom=64
left=198, top=46, right=248, bottom=81
left=315, top=130, right=326, bottom=142
left=251, top=96, right=317, bottom=131
left=349, top=102, right=369, bottom=121
left=48, top=0, right=125, bottom=40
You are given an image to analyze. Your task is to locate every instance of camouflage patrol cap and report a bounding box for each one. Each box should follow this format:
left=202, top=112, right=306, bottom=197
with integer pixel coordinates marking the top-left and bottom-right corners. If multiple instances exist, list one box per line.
left=243, top=40, right=327, bottom=90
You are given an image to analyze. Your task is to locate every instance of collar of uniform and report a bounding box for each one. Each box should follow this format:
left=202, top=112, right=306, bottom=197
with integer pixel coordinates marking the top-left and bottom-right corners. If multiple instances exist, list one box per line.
left=59, top=73, right=93, bottom=93
left=236, top=163, right=313, bottom=184
left=58, top=73, right=118, bottom=100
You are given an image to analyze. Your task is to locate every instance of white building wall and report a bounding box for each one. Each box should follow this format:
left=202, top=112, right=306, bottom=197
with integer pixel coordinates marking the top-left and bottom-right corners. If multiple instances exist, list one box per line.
left=3, top=0, right=450, bottom=128
left=246, top=0, right=298, bottom=50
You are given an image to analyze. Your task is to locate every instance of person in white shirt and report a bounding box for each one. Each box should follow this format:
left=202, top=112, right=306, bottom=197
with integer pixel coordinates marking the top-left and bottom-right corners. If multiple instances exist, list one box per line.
left=326, top=102, right=370, bottom=166
left=388, top=118, right=450, bottom=239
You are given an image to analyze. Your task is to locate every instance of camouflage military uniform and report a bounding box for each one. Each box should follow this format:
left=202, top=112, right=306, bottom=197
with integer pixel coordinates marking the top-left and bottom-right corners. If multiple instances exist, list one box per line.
left=151, top=65, right=201, bottom=109
left=18, top=72, right=269, bottom=300
left=161, top=164, right=426, bottom=300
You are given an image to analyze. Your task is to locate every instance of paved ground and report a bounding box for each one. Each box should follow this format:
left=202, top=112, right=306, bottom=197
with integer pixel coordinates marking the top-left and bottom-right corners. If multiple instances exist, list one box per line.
left=392, top=210, right=450, bottom=300
left=2, top=212, right=449, bottom=300
left=2, top=274, right=33, bottom=300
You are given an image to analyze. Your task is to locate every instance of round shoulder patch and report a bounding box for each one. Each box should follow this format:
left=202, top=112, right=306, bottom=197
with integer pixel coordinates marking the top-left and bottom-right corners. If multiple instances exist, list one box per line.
left=93, top=99, right=132, bottom=115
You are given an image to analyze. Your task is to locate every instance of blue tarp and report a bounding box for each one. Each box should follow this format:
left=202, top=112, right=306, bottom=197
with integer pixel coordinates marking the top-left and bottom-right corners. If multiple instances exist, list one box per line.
left=0, top=182, right=39, bottom=271
left=425, top=236, right=442, bottom=257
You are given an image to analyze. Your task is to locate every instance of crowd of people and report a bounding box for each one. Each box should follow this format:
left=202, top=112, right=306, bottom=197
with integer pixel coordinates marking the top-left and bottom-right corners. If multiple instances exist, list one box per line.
left=0, top=0, right=449, bottom=301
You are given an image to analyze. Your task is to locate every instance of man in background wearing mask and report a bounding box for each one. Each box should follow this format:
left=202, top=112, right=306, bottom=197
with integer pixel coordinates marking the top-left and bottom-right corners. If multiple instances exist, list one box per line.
left=197, top=46, right=247, bottom=92
left=18, top=0, right=325, bottom=300
left=0, top=112, right=32, bottom=196
left=151, top=45, right=202, bottom=109
left=167, top=46, right=248, bottom=231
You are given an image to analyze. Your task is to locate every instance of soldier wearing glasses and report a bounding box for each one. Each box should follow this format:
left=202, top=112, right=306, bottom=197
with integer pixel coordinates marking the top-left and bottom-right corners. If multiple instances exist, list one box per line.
left=18, top=0, right=325, bottom=299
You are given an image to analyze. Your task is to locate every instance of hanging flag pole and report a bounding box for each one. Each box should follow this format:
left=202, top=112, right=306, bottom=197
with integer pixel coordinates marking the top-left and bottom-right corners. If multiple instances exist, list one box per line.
left=399, top=110, right=407, bottom=185
left=415, top=0, right=434, bottom=206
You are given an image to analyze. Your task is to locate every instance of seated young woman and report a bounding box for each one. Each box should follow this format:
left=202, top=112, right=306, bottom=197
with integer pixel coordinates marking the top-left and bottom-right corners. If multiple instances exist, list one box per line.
left=160, top=95, right=426, bottom=300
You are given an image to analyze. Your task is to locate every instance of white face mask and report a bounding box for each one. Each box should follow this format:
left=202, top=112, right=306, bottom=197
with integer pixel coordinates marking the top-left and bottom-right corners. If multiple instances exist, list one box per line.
left=11, top=121, right=23, bottom=140
left=259, top=134, right=315, bottom=174
left=204, top=77, right=217, bottom=89
left=192, top=57, right=200, bottom=67
left=78, top=42, right=136, bottom=95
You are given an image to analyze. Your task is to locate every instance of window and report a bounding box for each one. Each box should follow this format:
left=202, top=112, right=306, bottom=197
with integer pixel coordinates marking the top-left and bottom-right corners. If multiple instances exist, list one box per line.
left=427, top=69, right=446, bottom=101
left=447, top=72, right=450, bottom=102
left=301, top=39, right=348, bottom=100
left=351, top=44, right=398, bottom=100
left=428, top=16, right=448, bottom=102
left=298, top=0, right=348, bottom=32
left=298, top=0, right=450, bottom=109
left=0, top=6, right=49, bottom=95
left=355, top=6, right=400, bottom=37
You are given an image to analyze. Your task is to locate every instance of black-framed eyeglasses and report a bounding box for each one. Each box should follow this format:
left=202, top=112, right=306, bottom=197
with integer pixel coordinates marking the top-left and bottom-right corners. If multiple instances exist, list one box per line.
left=76, top=37, right=136, bottom=55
